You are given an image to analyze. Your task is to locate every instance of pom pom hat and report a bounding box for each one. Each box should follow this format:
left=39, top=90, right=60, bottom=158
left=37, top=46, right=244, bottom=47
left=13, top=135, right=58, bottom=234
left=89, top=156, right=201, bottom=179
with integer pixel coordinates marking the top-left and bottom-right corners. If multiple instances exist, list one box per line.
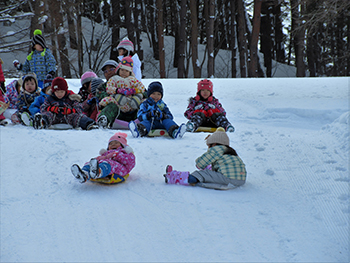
left=116, top=57, right=134, bottom=75
left=108, top=132, right=128, bottom=147
left=51, top=77, right=68, bottom=92
left=81, top=71, right=97, bottom=86
left=147, top=81, right=163, bottom=98
left=32, top=29, right=47, bottom=49
left=117, top=37, right=134, bottom=53
left=206, top=127, right=229, bottom=146
left=196, top=79, right=213, bottom=102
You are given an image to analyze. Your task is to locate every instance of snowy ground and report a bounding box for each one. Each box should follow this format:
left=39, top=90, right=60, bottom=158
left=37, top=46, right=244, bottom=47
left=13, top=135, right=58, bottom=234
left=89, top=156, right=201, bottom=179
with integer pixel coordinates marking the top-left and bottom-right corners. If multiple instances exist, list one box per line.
left=1, top=77, right=349, bottom=262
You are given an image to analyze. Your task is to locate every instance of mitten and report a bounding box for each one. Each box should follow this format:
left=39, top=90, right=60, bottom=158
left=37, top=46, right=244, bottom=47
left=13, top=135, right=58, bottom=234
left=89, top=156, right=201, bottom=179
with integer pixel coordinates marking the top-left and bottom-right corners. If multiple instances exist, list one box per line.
left=62, top=107, right=77, bottom=115
left=207, top=108, right=220, bottom=117
left=154, top=109, right=163, bottom=120
left=13, top=60, right=22, bottom=70
left=48, top=106, right=59, bottom=114
left=193, top=109, right=208, bottom=117
left=123, top=146, right=134, bottom=154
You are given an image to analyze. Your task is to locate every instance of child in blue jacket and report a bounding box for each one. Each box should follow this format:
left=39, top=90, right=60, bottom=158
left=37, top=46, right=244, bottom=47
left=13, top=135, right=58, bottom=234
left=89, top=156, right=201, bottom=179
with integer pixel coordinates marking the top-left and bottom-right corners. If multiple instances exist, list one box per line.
left=129, top=81, right=186, bottom=139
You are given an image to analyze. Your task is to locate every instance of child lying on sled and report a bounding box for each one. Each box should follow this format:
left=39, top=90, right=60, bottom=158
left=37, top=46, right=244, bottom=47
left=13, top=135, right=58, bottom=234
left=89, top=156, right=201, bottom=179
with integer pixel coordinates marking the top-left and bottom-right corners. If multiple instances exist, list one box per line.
left=71, top=132, right=135, bottom=184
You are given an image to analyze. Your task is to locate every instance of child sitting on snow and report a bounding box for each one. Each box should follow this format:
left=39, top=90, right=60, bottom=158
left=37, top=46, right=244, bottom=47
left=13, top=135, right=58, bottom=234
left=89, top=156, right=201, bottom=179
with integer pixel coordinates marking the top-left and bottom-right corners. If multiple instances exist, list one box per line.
left=11, top=73, right=41, bottom=125
left=71, top=132, right=136, bottom=184
left=33, top=77, right=97, bottom=130
left=78, top=70, right=98, bottom=102
left=184, top=79, right=234, bottom=132
left=128, top=81, right=186, bottom=139
left=164, top=128, right=246, bottom=190
left=97, top=57, right=145, bottom=128
left=80, top=78, right=104, bottom=121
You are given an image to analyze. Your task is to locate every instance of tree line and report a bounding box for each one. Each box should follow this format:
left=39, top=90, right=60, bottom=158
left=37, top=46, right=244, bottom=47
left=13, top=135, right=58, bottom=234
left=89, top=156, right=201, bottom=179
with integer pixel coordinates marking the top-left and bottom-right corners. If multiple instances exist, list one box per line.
left=1, top=0, right=349, bottom=78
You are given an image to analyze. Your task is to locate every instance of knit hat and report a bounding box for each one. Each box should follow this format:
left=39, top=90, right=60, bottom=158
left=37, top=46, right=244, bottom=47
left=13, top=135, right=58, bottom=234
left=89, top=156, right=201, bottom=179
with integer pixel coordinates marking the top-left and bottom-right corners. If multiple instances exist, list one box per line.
left=116, top=57, right=134, bottom=75
left=108, top=132, right=128, bottom=147
left=206, top=127, right=229, bottom=146
left=90, top=78, right=104, bottom=95
left=117, top=37, right=134, bottom=52
left=32, top=29, right=47, bottom=49
left=101, top=60, right=118, bottom=71
left=196, top=79, right=213, bottom=102
left=22, top=72, right=38, bottom=90
left=43, top=74, right=53, bottom=90
left=51, top=77, right=68, bottom=92
left=147, top=81, right=163, bottom=98
left=81, top=71, right=97, bottom=86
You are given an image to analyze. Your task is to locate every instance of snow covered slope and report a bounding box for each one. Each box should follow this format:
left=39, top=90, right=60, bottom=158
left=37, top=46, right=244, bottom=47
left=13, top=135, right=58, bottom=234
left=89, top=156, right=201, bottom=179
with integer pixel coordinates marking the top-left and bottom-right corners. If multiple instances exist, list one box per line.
left=1, top=77, right=349, bottom=262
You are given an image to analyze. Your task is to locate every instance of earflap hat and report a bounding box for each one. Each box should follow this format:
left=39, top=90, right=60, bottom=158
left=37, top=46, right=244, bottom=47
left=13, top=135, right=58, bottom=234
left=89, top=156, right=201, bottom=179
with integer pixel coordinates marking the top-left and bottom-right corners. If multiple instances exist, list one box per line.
left=108, top=132, right=128, bottom=147
left=196, top=79, right=213, bottom=102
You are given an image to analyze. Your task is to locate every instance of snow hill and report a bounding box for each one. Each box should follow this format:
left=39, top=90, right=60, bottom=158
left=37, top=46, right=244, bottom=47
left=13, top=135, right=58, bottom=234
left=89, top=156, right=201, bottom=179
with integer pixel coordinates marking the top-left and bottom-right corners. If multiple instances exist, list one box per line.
left=1, top=77, right=349, bottom=262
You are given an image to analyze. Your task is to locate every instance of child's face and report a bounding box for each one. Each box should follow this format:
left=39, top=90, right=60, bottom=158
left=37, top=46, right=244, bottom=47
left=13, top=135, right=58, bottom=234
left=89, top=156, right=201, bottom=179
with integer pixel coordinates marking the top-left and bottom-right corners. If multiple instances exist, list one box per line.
left=108, top=140, right=122, bottom=150
left=200, top=89, right=211, bottom=100
left=118, top=48, right=126, bottom=56
left=34, top=44, right=44, bottom=52
left=54, top=90, right=66, bottom=99
left=24, top=79, right=36, bottom=93
left=45, top=86, right=51, bottom=94
left=119, top=68, right=131, bottom=78
left=103, top=65, right=116, bottom=81
left=87, top=82, right=92, bottom=93
left=150, top=92, right=162, bottom=103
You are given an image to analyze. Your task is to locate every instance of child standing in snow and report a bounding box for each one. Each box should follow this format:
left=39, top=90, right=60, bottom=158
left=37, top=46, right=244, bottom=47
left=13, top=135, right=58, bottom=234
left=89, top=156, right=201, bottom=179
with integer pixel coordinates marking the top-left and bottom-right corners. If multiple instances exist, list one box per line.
left=13, top=30, right=56, bottom=88
left=97, top=57, right=145, bottom=128
left=164, top=127, right=246, bottom=189
left=11, top=73, right=41, bottom=125
left=129, top=81, right=186, bottom=139
left=184, top=79, right=234, bottom=132
left=117, top=37, right=142, bottom=81
left=71, top=132, right=136, bottom=184
left=33, top=77, right=97, bottom=130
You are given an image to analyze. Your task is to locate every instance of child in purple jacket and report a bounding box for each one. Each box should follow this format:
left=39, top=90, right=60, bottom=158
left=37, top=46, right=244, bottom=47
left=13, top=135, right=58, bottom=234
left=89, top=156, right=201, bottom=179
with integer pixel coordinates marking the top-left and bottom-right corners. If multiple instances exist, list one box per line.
left=184, top=79, right=234, bottom=132
left=71, top=132, right=136, bottom=184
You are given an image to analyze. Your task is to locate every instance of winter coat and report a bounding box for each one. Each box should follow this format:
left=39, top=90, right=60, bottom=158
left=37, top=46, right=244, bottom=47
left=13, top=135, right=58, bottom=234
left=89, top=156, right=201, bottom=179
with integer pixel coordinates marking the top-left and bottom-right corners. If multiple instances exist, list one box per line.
left=195, top=145, right=246, bottom=182
left=4, top=80, right=20, bottom=109
left=78, top=87, right=90, bottom=102
left=137, top=97, right=174, bottom=122
left=16, top=87, right=41, bottom=113
left=40, top=92, right=85, bottom=127
left=184, top=96, right=226, bottom=120
left=29, top=91, right=49, bottom=116
left=22, top=49, right=56, bottom=82
left=94, top=146, right=135, bottom=176
left=118, top=54, right=142, bottom=81
left=0, top=59, right=4, bottom=83
left=81, top=93, right=98, bottom=121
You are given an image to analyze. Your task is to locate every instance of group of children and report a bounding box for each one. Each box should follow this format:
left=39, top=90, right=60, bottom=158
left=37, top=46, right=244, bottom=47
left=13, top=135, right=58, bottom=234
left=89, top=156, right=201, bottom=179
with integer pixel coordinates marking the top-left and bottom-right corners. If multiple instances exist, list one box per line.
left=1, top=31, right=246, bottom=190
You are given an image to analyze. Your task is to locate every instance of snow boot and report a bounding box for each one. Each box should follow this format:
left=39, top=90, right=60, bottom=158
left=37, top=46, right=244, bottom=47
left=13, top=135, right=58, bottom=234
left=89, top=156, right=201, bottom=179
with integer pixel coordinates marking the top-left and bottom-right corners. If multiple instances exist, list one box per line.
left=164, top=165, right=190, bottom=185
left=89, top=159, right=111, bottom=179
left=225, top=124, right=235, bottom=133
left=10, top=111, right=21, bottom=124
left=0, top=119, right=8, bottom=126
left=21, top=112, right=33, bottom=126
left=71, top=164, right=89, bottom=183
left=171, top=123, right=186, bottom=139
left=129, top=121, right=148, bottom=138
left=97, top=114, right=109, bottom=129
left=33, top=113, right=48, bottom=129
left=186, top=121, right=195, bottom=132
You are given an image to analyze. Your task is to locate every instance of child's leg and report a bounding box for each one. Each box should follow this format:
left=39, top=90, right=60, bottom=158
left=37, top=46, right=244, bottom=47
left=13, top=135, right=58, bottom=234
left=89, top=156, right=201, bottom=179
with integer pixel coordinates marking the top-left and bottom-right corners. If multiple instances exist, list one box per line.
left=187, top=112, right=206, bottom=131
left=191, top=170, right=245, bottom=187
left=99, top=103, right=120, bottom=126
left=210, top=113, right=234, bottom=132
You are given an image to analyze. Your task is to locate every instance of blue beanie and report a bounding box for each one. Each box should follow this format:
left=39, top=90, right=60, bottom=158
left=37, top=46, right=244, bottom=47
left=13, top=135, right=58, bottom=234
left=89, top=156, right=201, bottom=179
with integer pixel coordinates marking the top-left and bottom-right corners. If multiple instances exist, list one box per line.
left=147, top=81, right=163, bottom=98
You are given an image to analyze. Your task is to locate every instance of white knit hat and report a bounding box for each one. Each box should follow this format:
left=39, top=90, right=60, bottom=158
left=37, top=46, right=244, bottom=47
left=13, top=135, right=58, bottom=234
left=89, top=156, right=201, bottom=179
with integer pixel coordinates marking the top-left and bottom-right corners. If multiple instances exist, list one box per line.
left=206, top=127, right=230, bottom=146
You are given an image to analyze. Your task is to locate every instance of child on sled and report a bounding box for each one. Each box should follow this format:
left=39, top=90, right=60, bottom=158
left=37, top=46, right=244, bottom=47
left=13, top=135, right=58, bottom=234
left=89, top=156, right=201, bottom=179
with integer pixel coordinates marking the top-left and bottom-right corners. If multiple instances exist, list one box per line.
left=164, top=127, right=246, bottom=190
left=184, top=79, right=234, bottom=132
left=71, top=132, right=136, bottom=184
left=97, top=57, right=146, bottom=128
left=33, top=77, right=97, bottom=130
left=129, top=81, right=186, bottom=139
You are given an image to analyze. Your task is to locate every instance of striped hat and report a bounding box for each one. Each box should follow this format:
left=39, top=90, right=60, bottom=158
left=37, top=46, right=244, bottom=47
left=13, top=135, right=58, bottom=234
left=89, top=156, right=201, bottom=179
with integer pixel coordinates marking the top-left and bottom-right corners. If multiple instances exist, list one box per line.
left=32, top=29, right=47, bottom=49
left=117, top=38, right=134, bottom=52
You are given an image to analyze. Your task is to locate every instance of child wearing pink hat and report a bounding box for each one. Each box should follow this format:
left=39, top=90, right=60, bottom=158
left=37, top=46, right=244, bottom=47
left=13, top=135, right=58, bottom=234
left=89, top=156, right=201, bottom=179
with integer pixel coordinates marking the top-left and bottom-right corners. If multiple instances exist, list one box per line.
left=78, top=70, right=98, bottom=102
left=117, top=37, right=142, bottom=81
left=71, top=132, right=136, bottom=184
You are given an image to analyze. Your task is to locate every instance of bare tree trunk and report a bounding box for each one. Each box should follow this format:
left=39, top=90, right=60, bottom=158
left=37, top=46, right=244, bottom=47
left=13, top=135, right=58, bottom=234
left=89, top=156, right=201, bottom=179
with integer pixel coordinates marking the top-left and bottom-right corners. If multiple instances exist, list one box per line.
left=230, top=0, right=237, bottom=78
left=177, top=0, right=187, bottom=78
left=125, top=0, right=135, bottom=44
left=77, top=4, right=83, bottom=76
left=156, top=0, right=165, bottom=78
left=249, top=0, right=262, bottom=77
left=189, top=0, right=201, bottom=77
left=65, top=2, right=78, bottom=50
left=236, top=0, right=247, bottom=77
left=207, top=0, right=215, bottom=78
left=273, top=1, right=285, bottom=63
left=291, top=0, right=305, bottom=77
left=110, top=1, right=120, bottom=61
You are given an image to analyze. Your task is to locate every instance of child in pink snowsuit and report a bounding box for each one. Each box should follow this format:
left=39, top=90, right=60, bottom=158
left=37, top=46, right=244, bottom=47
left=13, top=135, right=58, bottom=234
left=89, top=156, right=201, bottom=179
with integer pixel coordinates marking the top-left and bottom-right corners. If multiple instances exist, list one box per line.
left=71, top=132, right=136, bottom=184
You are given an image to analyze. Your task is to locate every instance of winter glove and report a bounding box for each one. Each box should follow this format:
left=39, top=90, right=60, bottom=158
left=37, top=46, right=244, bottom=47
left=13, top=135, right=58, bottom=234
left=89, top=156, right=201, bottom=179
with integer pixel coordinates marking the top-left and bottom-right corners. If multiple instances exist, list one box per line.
left=48, top=106, right=59, bottom=114
left=207, top=108, right=220, bottom=117
left=117, top=88, right=136, bottom=96
left=154, top=109, right=163, bottom=120
left=61, top=107, right=77, bottom=115
left=193, top=109, right=208, bottom=117
left=13, top=60, right=22, bottom=70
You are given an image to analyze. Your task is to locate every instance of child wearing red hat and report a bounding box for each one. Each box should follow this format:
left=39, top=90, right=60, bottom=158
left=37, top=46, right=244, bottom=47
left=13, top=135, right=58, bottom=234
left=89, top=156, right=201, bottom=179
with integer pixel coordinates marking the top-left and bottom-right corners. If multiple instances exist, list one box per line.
left=71, top=132, right=136, bottom=184
left=184, top=79, right=234, bottom=132
left=33, top=77, right=97, bottom=130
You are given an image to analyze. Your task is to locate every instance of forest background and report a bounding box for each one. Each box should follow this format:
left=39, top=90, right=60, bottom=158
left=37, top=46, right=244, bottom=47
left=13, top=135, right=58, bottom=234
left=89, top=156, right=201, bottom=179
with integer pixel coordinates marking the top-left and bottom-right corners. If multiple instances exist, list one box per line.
left=0, top=0, right=349, bottom=79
